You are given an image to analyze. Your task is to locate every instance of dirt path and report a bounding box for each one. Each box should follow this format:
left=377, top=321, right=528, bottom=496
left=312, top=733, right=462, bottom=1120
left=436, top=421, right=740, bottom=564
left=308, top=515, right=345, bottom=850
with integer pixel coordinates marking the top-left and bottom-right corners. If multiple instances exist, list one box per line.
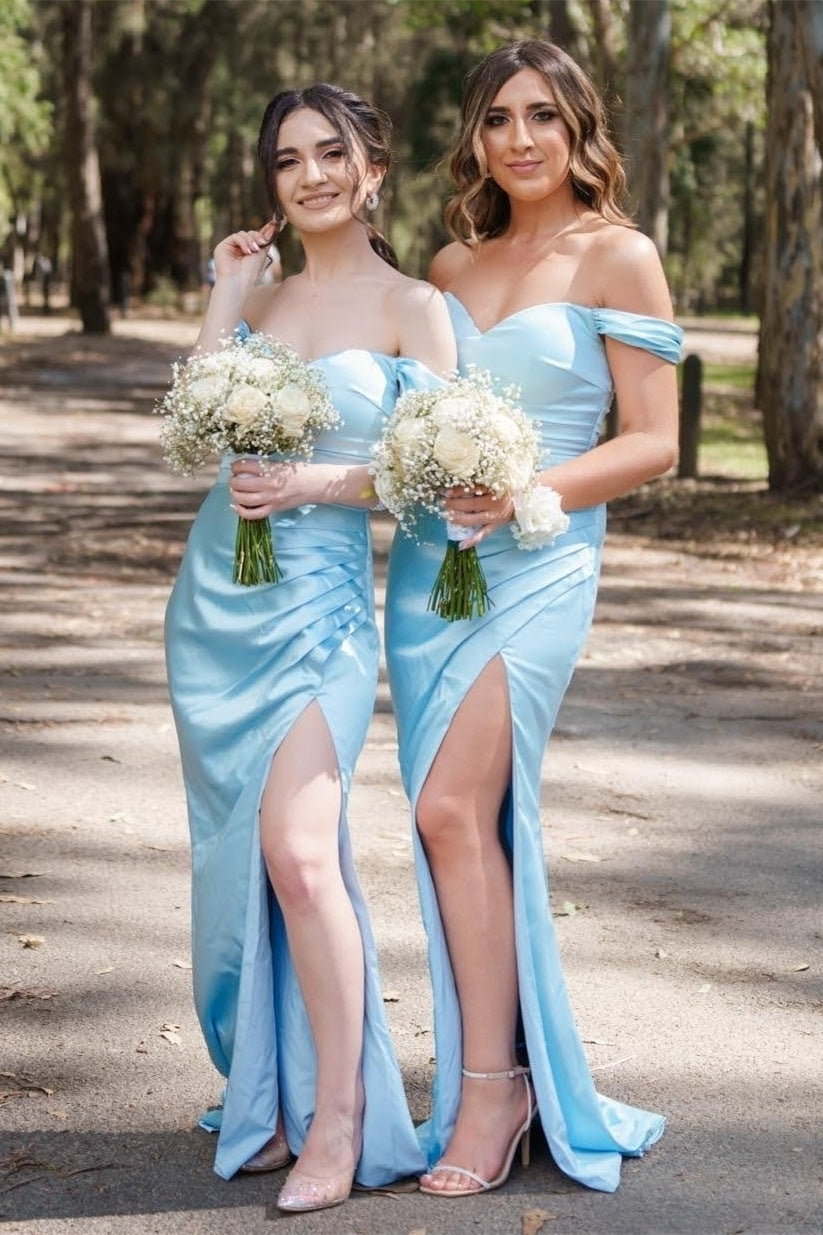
left=0, top=315, right=821, bottom=1235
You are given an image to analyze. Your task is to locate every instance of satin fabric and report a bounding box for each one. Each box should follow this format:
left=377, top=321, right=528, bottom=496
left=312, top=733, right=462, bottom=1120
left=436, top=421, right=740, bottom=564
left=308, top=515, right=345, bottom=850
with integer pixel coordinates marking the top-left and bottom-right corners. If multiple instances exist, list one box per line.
left=165, top=339, right=431, bottom=1184
left=385, top=298, right=683, bottom=1193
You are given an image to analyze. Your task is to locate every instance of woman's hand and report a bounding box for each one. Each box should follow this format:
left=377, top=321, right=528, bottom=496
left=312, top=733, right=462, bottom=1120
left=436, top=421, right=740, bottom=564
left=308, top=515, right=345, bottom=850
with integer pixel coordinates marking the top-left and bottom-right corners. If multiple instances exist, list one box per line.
left=229, top=458, right=322, bottom=519
left=444, top=485, right=515, bottom=549
left=213, top=222, right=278, bottom=287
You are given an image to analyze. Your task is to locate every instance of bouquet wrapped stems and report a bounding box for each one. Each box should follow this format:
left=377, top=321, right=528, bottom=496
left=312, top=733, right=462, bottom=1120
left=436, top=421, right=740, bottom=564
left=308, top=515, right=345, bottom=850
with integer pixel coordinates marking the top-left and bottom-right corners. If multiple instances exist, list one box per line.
left=233, top=515, right=283, bottom=586
left=427, top=522, right=492, bottom=621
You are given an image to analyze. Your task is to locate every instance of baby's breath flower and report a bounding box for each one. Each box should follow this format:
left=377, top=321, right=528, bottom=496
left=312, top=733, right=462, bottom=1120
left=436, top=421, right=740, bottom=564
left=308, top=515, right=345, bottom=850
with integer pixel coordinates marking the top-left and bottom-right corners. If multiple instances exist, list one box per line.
left=154, top=330, right=340, bottom=585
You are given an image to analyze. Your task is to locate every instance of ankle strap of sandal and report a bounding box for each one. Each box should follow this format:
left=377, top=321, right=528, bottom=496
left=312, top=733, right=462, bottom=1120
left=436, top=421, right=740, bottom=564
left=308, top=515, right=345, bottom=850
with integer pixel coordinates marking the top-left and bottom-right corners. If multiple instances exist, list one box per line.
left=462, top=1065, right=530, bottom=1080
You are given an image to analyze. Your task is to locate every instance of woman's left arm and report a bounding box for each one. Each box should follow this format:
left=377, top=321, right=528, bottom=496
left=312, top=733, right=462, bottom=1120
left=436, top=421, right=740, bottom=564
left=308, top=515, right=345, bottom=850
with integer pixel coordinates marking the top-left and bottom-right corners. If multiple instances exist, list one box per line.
left=448, top=230, right=679, bottom=545
left=229, top=457, right=378, bottom=517
left=538, top=229, right=679, bottom=510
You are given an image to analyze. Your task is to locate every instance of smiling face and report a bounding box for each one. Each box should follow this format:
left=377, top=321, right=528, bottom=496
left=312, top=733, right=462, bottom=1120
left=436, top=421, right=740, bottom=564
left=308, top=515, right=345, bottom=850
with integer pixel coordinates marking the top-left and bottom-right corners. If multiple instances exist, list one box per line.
left=480, top=67, right=573, bottom=204
left=272, top=106, right=383, bottom=233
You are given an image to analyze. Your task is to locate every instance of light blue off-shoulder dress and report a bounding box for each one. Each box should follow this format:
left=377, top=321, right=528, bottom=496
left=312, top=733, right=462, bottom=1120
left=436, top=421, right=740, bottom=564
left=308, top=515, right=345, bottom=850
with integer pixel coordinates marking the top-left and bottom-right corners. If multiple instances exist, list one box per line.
left=385, top=298, right=683, bottom=1193
left=165, top=332, right=429, bottom=1185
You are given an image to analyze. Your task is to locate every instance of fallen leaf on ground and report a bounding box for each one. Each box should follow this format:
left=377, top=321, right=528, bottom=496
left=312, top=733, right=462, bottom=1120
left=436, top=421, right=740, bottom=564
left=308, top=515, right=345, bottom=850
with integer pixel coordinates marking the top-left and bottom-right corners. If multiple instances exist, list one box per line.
left=655, top=947, right=668, bottom=959
left=18, top=935, right=44, bottom=948
left=135, top=1042, right=149, bottom=1054
left=95, top=966, right=114, bottom=975
left=522, top=1208, right=558, bottom=1234
left=555, top=901, right=579, bottom=916
left=788, top=963, right=810, bottom=972
left=383, top=991, right=400, bottom=1002
left=699, top=983, right=712, bottom=993
left=561, top=853, right=602, bottom=863
left=172, top=959, right=192, bottom=970
left=0, top=871, right=47, bottom=880
left=160, top=1022, right=182, bottom=1045
left=0, top=894, right=54, bottom=904
left=582, top=1038, right=614, bottom=1046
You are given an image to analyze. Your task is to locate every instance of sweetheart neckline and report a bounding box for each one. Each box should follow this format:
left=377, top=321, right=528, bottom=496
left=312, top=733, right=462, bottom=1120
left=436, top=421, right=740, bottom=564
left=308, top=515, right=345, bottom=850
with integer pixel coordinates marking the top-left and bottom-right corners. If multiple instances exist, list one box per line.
left=443, top=293, right=599, bottom=337
left=239, top=326, right=399, bottom=367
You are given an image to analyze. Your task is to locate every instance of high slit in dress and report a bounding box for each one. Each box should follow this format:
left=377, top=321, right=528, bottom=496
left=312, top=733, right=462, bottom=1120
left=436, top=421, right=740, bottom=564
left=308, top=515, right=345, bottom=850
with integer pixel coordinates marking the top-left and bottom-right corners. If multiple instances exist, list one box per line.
left=384, top=298, right=683, bottom=1193
left=165, top=335, right=430, bottom=1184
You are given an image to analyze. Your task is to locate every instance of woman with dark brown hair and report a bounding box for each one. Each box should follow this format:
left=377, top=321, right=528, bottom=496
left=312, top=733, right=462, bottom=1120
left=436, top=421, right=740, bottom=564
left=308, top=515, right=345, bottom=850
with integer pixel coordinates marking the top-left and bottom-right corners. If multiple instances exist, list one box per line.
left=385, top=39, right=681, bottom=1196
left=165, top=83, right=454, bottom=1211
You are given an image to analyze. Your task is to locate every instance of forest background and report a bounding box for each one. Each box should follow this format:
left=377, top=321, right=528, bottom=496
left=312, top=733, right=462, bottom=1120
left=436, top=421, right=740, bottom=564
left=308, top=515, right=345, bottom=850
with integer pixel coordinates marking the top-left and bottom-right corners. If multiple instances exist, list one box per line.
left=1, top=0, right=822, bottom=498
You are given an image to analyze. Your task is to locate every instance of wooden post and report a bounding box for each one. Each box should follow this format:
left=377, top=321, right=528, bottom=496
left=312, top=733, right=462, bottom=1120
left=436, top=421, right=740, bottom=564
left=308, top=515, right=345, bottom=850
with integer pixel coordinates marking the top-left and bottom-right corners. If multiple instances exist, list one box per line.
left=678, top=353, right=702, bottom=479
left=0, top=270, right=20, bottom=331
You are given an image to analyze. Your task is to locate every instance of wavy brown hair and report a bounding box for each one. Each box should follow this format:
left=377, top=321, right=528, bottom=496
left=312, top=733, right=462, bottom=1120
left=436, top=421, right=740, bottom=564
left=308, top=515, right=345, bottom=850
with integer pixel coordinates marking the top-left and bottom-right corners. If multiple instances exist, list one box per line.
left=257, top=83, right=398, bottom=268
left=445, top=39, right=633, bottom=245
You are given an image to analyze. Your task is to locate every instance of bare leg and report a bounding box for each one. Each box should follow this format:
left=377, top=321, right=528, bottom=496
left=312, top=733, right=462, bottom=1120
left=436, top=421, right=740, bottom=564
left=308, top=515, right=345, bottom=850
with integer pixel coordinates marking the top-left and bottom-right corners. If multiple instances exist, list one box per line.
left=260, top=701, right=364, bottom=1180
left=416, top=655, right=531, bottom=1192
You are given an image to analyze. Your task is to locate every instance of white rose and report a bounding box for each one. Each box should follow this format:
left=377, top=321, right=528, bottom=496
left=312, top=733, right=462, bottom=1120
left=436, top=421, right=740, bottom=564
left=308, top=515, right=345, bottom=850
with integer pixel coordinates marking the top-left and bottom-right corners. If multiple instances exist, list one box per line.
left=187, top=375, right=227, bottom=408
left=430, top=395, right=476, bottom=427
left=505, top=454, right=537, bottom=493
left=273, top=383, right=312, bottom=435
left=432, top=425, right=480, bottom=477
left=195, top=353, right=227, bottom=376
left=244, top=357, right=279, bottom=384
left=392, top=416, right=429, bottom=450
left=488, top=411, right=521, bottom=446
left=224, top=383, right=268, bottom=428
left=512, top=484, right=570, bottom=550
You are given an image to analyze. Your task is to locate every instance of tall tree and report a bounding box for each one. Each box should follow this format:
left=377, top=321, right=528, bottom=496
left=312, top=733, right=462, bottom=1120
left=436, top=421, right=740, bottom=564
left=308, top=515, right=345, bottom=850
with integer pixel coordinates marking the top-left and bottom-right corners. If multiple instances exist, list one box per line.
left=758, top=0, right=823, bottom=492
left=624, top=0, right=670, bottom=254
left=62, top=0, right=109, bottom=333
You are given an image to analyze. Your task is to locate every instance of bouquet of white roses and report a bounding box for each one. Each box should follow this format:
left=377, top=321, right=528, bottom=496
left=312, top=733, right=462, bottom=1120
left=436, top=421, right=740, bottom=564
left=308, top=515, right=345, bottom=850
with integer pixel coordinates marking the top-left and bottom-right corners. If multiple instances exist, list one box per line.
left=156, top=332, right=339, bottom=586
left=371, top=370, right=568, bottom=620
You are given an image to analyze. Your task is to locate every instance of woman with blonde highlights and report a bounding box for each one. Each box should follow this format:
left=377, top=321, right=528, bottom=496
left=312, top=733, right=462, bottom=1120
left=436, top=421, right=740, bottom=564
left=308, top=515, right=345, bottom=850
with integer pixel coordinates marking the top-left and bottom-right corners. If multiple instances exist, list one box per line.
left=385, top=39, right=681, bottom=1196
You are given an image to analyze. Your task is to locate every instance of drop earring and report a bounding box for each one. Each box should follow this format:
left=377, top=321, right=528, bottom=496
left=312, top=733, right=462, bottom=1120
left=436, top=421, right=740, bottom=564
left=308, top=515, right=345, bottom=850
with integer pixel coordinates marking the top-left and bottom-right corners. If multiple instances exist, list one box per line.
left=365, top=191, right=380, bottom=212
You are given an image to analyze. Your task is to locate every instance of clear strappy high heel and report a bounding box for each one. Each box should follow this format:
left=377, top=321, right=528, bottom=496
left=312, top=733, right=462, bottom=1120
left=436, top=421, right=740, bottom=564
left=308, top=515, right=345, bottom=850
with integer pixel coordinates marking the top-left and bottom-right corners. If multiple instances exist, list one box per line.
left=239, top=1128, right=292, bottom=1174
left=419, top=1065, right=535, bottom=1197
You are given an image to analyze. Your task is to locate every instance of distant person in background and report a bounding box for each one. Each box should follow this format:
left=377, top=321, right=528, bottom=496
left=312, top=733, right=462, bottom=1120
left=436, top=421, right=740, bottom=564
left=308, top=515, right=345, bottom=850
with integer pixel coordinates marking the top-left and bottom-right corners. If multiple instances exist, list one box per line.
left=164, top=82, right=454, bottom=1213
left=385, top=38, right=682, bottom=1199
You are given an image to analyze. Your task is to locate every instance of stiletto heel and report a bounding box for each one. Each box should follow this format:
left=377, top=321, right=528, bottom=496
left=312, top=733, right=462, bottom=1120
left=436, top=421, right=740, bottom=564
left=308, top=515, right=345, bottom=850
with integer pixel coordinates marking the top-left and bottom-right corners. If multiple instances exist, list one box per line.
left=520, top=1122, right=531, bottom=1169
left=419, top=1065, right=535, bottom=1197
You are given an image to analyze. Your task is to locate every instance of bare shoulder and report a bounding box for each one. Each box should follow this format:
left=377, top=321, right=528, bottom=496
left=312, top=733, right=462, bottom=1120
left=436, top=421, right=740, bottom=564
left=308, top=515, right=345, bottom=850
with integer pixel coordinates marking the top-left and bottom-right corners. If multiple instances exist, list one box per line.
left=384, top=268, right=449, bottom=316
left=589, top=225, right=674, bottom=318
left=384, top=272, right=456, bottom=376
left=241, top=282, right=287, bottom=330
left=428, top=241, right=473, bottom=291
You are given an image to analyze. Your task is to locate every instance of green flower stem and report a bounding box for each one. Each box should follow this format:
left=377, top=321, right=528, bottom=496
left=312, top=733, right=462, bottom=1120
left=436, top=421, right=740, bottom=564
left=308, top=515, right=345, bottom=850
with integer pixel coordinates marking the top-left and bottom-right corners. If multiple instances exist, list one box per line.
left=233, top=516, right=283, bottom=587
left=427, top=541, right=492, bottom=621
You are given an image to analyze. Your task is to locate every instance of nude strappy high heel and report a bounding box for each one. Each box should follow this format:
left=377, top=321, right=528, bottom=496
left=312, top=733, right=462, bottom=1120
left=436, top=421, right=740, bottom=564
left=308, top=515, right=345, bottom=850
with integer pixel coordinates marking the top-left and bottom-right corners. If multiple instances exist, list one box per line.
left=419, top=1065, right=534, bottom=1198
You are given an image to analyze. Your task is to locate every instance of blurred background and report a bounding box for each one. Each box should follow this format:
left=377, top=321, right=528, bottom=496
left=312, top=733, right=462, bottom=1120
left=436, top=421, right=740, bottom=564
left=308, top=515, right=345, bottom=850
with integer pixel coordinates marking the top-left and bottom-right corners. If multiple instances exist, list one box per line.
left=0, top=0, right=821, bottom=492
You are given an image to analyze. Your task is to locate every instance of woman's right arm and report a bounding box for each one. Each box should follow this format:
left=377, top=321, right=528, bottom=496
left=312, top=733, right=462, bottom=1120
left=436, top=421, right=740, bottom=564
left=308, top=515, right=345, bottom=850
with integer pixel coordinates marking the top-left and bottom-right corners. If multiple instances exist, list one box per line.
left=194, top=223, right=277, bottom=354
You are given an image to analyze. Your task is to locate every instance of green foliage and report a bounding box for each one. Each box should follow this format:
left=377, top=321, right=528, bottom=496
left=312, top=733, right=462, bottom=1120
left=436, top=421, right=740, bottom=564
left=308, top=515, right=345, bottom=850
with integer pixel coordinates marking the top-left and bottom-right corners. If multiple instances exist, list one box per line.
left=0, top=0, right=52, bottom=241
left=699, top=360, right=765, bottom=480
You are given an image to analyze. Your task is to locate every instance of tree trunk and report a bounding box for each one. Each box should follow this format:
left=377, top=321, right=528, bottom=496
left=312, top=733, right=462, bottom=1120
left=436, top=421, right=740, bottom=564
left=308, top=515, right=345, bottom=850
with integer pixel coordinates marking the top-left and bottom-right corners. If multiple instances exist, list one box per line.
left=585, top=0, right=621, bottom=146
left=758, top=0, right=823, bottom=492
left=798, top=0, right=823, bottom=145
left=624, top=0, right=670, bottom=254
left=62, top=0, right=110, bottom=334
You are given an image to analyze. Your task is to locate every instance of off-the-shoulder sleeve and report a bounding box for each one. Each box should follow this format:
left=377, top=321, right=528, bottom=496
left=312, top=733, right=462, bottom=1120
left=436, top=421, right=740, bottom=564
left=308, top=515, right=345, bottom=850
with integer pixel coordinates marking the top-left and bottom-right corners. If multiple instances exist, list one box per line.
left=592, top=309, right=683, bottom=364
left=235, top=318, right=252, bottom=341
left=395, top=356, right=448, bottom=396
